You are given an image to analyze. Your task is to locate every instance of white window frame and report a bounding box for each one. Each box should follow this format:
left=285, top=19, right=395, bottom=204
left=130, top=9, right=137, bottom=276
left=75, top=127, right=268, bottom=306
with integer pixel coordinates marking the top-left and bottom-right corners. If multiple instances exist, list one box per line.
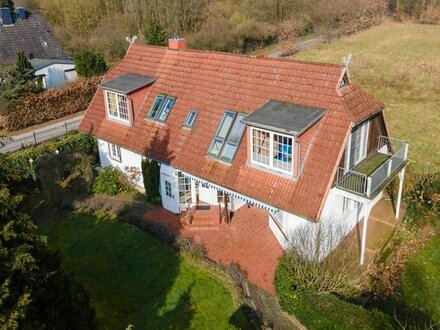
left=183, top=110, right=197, bottom=128
left=109, top=143, right=122, bottom=162
left=105, top=90, right=130, bottom=123
left=147, top=95, right=176, bottom=123
left=164, top=180, right=173, bottom=198
left=345, top=120, right=369, bottom=170
left=250, top=127, right=294, bottom=175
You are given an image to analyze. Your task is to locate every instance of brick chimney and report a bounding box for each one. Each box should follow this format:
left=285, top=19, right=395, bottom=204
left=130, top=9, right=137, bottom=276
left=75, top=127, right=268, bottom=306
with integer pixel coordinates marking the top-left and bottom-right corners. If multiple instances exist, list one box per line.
left=168, top=36, right=186, bottom=50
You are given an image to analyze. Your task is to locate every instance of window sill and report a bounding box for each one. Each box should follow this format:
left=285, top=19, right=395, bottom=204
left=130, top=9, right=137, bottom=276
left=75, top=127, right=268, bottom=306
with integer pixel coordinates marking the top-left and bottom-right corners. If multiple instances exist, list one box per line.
left=106, top=116, right=132, bottom=126
left=246, top=161, right=298, bottom=181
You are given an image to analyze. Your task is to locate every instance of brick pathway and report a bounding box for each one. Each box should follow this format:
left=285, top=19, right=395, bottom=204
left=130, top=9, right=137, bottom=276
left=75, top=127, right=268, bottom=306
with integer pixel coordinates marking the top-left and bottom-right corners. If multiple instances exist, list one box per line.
left=143, top=206, right=283, bottom=293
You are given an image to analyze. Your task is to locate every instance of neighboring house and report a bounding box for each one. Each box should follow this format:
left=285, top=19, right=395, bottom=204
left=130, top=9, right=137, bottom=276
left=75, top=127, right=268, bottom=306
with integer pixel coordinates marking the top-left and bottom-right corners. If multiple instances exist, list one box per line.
left=0, top=7, right=65, bottom=66
left=79, top=38, right=408, bottom=264
left=30, top=58, right=78, bottom=89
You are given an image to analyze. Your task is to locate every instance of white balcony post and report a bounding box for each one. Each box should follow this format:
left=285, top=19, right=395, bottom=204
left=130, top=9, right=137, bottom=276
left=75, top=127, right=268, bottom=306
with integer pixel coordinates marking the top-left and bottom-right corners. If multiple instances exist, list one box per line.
left=396, top=167, right=406, bottom=219
left=387, top=158, right=392, bottom=176
left=366, top=177, right=372, bottom=197
left=360, top=203, right=371, bottom=265
left=190, top=179, right=197, bottom=204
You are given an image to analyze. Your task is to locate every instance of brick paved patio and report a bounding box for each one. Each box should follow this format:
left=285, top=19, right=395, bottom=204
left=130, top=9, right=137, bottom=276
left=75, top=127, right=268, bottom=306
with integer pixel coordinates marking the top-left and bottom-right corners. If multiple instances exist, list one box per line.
left=143, top=205, right=283, bottom=293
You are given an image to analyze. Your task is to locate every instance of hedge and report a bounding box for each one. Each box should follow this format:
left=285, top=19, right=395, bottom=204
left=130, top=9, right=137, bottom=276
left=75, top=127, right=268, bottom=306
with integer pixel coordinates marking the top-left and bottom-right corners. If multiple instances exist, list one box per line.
left=274, top=254, right=394, bottom=330
left=0, top=133, right=96, bottom=182
left=4, top=77, right=100, bottom=131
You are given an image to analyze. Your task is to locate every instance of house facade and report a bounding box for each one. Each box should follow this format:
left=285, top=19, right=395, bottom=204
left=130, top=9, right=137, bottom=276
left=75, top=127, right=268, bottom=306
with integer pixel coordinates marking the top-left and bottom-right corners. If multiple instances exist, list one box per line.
left=30, top=58, right=78, bottom=89
left=79, top=38, right=408, bottom=264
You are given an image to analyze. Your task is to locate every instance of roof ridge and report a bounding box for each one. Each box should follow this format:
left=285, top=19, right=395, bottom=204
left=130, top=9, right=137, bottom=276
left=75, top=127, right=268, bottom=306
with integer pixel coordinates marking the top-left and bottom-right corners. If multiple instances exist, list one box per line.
left=128, top=43, right=345, bottom=69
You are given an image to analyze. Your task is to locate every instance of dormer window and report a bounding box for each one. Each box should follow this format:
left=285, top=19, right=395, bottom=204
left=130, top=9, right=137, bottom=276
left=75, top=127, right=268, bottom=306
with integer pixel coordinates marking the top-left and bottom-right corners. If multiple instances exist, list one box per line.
left=208, top=111, right=245, bottom=163
left=251, top=127, right=293, bottom=174
left=147, top=95, right=175, bottom=122
left=100, top=73, right=156, bottom=125
left=242, top=100, right=326, bottom=177
left=105, top=91, right=129, bottom=123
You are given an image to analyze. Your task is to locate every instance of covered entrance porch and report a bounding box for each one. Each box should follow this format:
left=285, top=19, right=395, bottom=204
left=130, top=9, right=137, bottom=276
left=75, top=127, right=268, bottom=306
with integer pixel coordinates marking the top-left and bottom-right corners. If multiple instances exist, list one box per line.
left=175, top=171, right=277, bottom=229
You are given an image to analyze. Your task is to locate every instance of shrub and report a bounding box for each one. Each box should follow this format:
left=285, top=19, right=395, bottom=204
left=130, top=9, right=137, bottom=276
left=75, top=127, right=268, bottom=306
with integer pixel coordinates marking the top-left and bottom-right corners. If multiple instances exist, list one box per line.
left=4, top=77, right=99, bottom=131
left=74, top=51, right=107, bottom=78
left=141, top=159, right=160, bottom=202
left=0, top=133, right=96, bottom=183
left=92, top=167, right=125, bottom=196
left=279, top=223, right=360, bottom=298
left=405, top=172, right=440, bottom=228
left=175, top=237, right=206, bottom=259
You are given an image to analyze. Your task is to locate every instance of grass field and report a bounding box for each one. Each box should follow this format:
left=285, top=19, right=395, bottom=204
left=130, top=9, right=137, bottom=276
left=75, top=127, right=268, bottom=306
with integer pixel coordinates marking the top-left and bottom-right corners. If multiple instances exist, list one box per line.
left=38, top=213, right=248, bottom=329
left=292, top=20, right=440, bottom=172
left=401, top=235, right=440, bottom=324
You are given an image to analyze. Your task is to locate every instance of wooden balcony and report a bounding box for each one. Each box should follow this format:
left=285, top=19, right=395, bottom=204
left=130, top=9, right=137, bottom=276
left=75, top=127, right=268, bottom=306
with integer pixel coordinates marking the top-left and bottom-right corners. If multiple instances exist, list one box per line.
left=335, top=136, right=409, bottom=199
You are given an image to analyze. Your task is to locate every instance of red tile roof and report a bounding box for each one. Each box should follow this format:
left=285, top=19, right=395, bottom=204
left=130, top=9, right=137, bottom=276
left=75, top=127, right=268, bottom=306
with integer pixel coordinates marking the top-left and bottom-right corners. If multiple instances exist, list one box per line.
left=79, top=44, right=382, bottom=221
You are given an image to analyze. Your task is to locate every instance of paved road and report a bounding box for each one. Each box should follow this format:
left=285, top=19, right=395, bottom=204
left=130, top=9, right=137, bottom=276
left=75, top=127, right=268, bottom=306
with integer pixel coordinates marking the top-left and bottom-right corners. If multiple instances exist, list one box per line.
left=0, top=114, right=83, bottom=153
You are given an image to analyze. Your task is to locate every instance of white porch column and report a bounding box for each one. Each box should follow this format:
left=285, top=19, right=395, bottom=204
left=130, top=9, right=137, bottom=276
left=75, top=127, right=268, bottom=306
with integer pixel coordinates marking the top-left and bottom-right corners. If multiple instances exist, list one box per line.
left=190, top=180, right=197, bottom=204
left=360, top=203, right=371, bottom=265
left=396, top=167, right=406, bottom=219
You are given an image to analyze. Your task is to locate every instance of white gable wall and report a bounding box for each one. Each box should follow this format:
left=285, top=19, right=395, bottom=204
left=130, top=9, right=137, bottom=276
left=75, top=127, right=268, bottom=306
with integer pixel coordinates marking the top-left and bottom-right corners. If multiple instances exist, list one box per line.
left=97, top=138, right=144, bottom=189
left=35, top=63, right=77, bottom=89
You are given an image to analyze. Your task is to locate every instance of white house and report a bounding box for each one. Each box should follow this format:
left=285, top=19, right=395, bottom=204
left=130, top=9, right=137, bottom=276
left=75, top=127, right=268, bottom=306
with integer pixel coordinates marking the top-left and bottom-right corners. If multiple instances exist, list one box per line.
left=79, top=38, right=408, bottom=264
left=30, top=58, right=78, bottom=89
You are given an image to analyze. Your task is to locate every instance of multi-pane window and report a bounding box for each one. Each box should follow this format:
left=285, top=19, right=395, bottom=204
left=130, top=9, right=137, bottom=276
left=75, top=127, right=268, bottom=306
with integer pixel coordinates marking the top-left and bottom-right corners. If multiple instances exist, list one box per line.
left=106, top=91, right=129, bottom=122
left=348, top=121, right=368, bottom=168
left=177, top=172, right=192, bottom=204
left=147, top=95, right=175, bottom=122
left=183, top=110, right=197, bottom=128
left=208, top=112, right=245, bottom=163
left=109, top=143, right=121, bottom=162
left=251, top=127, right=294, bottom=174
left=165, top=180, right=173, bottom=198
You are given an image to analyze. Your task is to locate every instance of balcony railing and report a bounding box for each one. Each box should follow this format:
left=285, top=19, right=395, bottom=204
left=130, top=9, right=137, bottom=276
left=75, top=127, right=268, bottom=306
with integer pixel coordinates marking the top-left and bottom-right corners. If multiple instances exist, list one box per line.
left=335, top=136, right=408, bottom=198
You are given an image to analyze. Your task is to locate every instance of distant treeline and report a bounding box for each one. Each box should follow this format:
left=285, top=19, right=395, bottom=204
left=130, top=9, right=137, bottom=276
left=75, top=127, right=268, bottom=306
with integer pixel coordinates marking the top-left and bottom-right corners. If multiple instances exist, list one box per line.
left=33, top=0, right=440, bottom=61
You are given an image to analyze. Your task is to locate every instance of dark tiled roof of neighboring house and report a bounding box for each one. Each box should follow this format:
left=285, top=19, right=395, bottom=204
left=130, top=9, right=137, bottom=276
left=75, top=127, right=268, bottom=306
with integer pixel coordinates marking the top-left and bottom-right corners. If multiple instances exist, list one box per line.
left=0, top=11, right=65, bottom=66
left=30, top=58, right=74, bottom=70
left=79, top=44, right=383, bottom=221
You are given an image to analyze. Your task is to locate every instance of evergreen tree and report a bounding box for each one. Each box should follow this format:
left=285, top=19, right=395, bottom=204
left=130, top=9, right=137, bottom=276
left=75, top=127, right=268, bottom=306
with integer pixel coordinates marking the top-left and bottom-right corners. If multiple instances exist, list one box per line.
left=0, top=0, right=14, bottom=11
left=143, top=14, right=168, bottom=46
left=0, top=51, right=42, bottom=111
left=0, top=187, right=95, bottom=329
left=74, top=51, right=107, bottom=78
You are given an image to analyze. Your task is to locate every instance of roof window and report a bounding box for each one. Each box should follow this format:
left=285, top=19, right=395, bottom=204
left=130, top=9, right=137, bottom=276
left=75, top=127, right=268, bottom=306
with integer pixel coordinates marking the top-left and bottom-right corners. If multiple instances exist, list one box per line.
left=183, top=110, right=197, bottom=128
left=147, top=95, right=176, bottom=122
left=208, top=111, right=245, bottom=163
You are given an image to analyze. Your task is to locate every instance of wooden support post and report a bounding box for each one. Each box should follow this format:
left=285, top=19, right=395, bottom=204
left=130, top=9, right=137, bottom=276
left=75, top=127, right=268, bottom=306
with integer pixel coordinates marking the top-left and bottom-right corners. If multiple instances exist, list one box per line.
left=33, top=132, right=37, bottom=144
left=360, top=203, right=371, bottom=265
left=396, top=167, right=406, bottom=219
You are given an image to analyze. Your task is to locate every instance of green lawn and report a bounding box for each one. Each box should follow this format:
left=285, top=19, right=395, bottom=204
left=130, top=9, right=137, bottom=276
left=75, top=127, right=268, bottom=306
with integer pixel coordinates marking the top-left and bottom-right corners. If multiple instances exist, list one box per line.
left=401, top=235, right=440, bottom=324
left=292, top=20, right=440, bottom=172
left=38, top=213, right=247, bottom=329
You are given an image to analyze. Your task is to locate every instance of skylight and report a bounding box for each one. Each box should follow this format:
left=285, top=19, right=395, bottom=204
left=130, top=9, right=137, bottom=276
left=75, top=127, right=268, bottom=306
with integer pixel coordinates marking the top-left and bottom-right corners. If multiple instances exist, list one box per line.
left=208, top=112, right=245, bottom=163
left=147, top=95, right=175, bottom=122
left=183, top=110, right=197, bottom=128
